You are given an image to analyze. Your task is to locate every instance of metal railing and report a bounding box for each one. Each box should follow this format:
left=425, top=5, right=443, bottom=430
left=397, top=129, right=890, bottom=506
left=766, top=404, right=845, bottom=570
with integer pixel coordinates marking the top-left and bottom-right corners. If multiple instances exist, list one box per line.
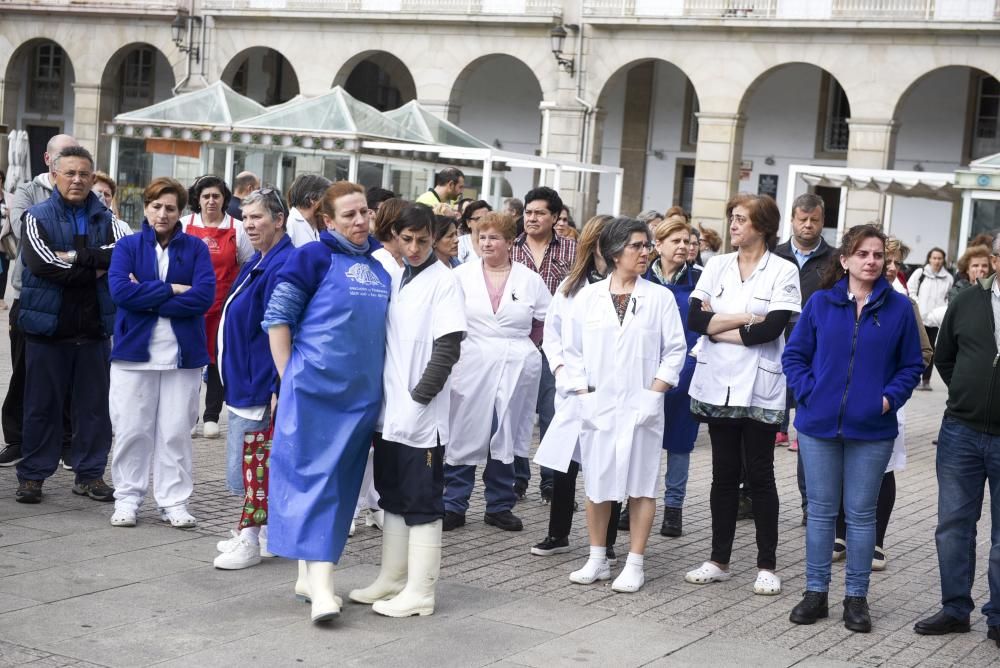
left=0, top=0, right=178, bottom=9
left=582, top=0, right=1000, bottom=18
left=200, top=0, right=561, bottom=14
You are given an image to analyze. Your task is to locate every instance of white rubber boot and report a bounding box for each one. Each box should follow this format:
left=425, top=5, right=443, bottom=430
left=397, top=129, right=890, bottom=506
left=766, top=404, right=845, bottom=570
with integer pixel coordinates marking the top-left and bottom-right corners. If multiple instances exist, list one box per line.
left=296, top=560, right=342, bottom=607
left=372, top=519, right=441, bottom=618
left=349, top=512, right=410, bottom=604
left=305, top=561, right=340, bottom=623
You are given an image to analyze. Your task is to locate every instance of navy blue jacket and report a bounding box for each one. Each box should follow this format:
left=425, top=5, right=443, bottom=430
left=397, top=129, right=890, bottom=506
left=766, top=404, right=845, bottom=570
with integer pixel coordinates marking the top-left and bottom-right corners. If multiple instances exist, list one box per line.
left=108, top=221, right=215, bottom=368
left=220, top=234, right=293, bottom=408
left=782, top=276, right=924, bottom=441
left=19, top=188, right=119, bottom=339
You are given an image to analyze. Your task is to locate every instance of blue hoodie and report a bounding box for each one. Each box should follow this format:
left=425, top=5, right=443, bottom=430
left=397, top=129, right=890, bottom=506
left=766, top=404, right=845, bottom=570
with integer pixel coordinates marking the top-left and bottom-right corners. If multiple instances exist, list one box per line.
left=220, top=234, right=293, bottom=408
left=108, top=221, right=215, bottom=368
left=782, top=276, right=924, bottom=441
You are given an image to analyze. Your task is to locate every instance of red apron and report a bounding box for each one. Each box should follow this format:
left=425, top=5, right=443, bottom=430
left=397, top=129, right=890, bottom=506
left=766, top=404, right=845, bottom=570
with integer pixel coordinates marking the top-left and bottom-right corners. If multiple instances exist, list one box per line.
left=186, top=213, right=240, bottom=361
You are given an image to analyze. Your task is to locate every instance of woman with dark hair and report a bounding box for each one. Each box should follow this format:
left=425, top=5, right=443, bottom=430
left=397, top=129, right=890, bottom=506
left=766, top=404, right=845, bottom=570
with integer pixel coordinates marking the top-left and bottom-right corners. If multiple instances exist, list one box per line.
left=285, top=174, right=332, bottom=247
left=783, top=225, right=923, bottom=632
left=683, top=193, right=800, bottom=596
left=184, top=175, right=253, bottom=438
left=349, top=204, right=466, bottom=617
left=555, top=206, right=577, bottom=238
left=262, top=181, right=390, bottom=623
left=456, top=200, right=491, bottom=264
left=107, top=177, right=215, bottom=528
left=371, top=197, right=407, bottom=273
left=559, top=216, right=686, bottom=593
left=908, top=246, right=952, bottom=391
left=531, top=215, right=622, bottom=562
left=433, top=215, right=460, bottom=268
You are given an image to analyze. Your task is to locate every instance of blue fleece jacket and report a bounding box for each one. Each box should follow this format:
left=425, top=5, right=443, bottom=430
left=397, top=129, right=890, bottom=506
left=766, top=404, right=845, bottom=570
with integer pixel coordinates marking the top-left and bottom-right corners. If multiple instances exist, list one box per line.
left=782, top=276, right=924, bottom=441
left=108, top=221, right=216, bottom=368
left=220, top=234, right=293, bottom=408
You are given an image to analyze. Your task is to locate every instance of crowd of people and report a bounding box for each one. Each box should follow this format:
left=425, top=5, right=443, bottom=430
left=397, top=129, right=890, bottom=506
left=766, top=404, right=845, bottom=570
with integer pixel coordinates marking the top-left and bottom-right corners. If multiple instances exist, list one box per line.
left=0, top=135, right=998, bottom=644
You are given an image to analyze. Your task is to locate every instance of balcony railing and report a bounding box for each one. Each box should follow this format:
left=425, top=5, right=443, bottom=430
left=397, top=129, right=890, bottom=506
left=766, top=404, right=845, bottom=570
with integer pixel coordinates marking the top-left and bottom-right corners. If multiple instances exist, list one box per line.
left=583, top=0, right=1000, bottom=19
left=0, top=0, right=178, bottom=10
left=201, top=0, right=561, bottom=14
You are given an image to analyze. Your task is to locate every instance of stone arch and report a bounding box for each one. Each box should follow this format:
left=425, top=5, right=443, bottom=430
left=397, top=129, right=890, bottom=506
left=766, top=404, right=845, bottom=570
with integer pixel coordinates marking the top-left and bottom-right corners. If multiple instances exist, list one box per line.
left=333, top=51, right=416, bottom=111
left=221, top=47, right=300, bottom=107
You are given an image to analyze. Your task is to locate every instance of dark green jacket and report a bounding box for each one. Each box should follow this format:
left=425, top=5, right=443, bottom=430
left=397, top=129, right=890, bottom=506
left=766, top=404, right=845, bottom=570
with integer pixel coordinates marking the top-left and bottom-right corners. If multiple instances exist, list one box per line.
left=935, top=274, right=1000, bottom=435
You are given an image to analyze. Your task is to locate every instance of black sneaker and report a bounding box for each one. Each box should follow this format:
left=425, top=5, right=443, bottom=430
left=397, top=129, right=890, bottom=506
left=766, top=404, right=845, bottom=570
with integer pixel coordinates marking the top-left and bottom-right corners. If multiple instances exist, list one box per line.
left=531, top=535, right=570, bottom=556
left=660, top=507, right=683, bottom=537
left=606, top=546, right=617, bottom=565
left=484, top=510, right=523, bottom=531
left=540, top=486, right=553, bottom=504
left=843, top=596, right=871, bottom=633
left=789, top=591, right=829, bottom=625
left=442, top=511, right=466, bottom=531
left=513, top=479, right=528, bottom=500
left=72, top=478, right=115, bottom=502
left=15, top=479, right=43, bottom=504
left=0, top=444, right=22, bottom=467
left=618, top=501, right=630, bottom=531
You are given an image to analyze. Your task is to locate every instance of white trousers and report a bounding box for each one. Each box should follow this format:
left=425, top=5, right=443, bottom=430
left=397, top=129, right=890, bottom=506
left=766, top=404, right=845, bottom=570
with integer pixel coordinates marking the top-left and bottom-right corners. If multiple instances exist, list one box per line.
left=109, top=365, right=201, bottom=511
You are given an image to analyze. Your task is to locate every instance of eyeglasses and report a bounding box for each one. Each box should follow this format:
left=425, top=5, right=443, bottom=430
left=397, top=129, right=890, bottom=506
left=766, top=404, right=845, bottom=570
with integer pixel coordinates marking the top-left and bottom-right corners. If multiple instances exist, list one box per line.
left=729, top=214, right=749, bottom=224
left=251, top=187, right=286, bottom=210
left=56, top=170, right=93, bottom=181
left=625, top=241, right=654, bottom=252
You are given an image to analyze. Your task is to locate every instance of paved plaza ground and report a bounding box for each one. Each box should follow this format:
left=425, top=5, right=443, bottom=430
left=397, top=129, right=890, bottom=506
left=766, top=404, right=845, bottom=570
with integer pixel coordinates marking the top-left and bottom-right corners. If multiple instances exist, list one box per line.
left=0, top=337, right=995, bottom=667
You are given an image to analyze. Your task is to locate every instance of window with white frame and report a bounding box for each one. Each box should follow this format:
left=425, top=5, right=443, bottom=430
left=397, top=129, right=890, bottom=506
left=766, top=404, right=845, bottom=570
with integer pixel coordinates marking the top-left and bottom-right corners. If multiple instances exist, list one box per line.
left=119, top=48, right=156, bottom=113
left=28, top=44, right=64, bottom=114
left=972, top=74, right=1000, bottom=160
left=823, top=78, right=850, bottom=154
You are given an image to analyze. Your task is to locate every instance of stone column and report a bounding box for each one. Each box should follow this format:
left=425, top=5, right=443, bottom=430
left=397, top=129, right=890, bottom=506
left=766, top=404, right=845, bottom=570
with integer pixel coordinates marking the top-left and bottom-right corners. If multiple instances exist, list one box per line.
left=844, top=118, right=898, bottom=228
left=72, top=82, right=103, bottom=161
left=539, top=100, right=590, bottom=214
left=690, top=112, right=745, bottom=244
left=618, top=62, right=654, bottom=217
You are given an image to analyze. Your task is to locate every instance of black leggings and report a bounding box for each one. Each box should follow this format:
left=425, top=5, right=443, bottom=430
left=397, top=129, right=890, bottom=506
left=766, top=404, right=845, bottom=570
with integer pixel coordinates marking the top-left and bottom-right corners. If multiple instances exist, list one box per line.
left=923, top=327, right=938, bottom=383
left=548, top=460, right=620, bottom=546
left=708, top=419, right=779, bottom=570
left=203, top=363, right=224, bottom=423
left=836, top=472, right=896, bottom=549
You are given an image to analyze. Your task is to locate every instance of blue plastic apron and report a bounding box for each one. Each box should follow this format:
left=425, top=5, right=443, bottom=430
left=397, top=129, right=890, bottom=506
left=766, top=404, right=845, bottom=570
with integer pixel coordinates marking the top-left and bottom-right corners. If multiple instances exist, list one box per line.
left=267, top=247, right=390, bottom=562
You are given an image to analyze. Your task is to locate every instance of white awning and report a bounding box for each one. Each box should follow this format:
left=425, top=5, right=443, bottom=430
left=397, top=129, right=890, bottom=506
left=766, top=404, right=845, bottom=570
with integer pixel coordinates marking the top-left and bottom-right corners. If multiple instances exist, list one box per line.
left=798, top=168, right=958, bottom=202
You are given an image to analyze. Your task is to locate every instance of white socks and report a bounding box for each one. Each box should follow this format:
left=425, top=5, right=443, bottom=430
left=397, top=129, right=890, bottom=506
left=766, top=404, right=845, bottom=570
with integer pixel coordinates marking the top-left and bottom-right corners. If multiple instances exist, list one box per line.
left=239, top=526, right=260, bottom=545
left=611, top=552, right=645, bottom=593
left=569, top=546, right=611, bottom=584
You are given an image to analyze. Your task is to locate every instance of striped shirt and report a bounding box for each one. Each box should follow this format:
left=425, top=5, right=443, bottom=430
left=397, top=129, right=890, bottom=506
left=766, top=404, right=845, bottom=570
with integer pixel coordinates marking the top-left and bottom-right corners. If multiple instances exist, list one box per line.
left=511, top=232, right=577, bottom=296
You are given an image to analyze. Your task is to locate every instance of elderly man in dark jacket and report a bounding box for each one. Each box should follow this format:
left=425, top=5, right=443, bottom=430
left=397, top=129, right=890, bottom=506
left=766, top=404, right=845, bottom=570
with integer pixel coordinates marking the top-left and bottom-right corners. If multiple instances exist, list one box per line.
left=914, top=240, right=1000, bottom=648
left=14, top=145, right=126, bottom=504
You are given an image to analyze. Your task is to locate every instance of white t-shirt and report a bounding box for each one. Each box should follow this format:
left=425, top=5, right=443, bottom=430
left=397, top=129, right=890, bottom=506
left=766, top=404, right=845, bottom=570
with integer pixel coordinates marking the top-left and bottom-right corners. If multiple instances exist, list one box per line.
left=115, top=243, right=181, bottom=371
left=688, top=251, right=801, bottom=410
left=286, top=207, right=319, bottom=248
left=378, top=261, right=467, bottom=449
left=182, top=213, right=254, bottom=265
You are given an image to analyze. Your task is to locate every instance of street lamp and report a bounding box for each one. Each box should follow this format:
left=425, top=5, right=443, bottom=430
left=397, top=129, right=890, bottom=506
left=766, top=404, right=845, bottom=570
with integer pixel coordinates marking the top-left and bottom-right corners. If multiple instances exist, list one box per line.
left=171, top=10, right=202, bottom=64
left=550, top=24, right=578, bottom=77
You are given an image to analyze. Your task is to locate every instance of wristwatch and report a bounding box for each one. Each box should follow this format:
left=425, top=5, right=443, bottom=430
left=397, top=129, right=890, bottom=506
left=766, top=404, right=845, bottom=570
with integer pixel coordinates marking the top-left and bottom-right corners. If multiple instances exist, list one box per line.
left=65, top=250, right=78, bottom=264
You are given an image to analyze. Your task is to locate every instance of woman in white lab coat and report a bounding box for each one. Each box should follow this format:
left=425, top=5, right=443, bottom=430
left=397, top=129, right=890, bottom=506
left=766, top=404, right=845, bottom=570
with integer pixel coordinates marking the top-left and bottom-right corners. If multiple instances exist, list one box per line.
left=561, top=217, right=688, bottom=594
left=444, top=212, right=551, bottom=533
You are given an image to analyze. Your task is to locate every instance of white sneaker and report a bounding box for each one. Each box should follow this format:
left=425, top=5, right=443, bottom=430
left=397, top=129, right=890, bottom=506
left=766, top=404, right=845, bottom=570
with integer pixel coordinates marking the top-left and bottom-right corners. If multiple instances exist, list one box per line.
left=569, top=558, right=611, bottom=585
left=160, top=507, right=197, bottom=529
left=260, top=525, right=274, bottom=558
left=217, top=530, right=241, bottom=553
left=110, top=508, right=137, bottom=527
left=213, top=537, right=261, bottom=570
left=203, top=421, right=220, bottom=439
left=364, top=509, right=385, bottom=530
left=349, top=520, right=356, bottom=537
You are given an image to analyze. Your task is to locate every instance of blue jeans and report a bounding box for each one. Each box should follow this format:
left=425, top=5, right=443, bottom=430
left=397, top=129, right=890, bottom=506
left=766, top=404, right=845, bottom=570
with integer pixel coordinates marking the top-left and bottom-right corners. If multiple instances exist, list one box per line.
left=935, top=417, right=1000, bottom=625
left=443, top=456, right=516, bottom=514
left=225, top=408, right=270, bottom=495
left=663, top=451, right=690, bottom=509
left=799, top=432, right=893, bottom=597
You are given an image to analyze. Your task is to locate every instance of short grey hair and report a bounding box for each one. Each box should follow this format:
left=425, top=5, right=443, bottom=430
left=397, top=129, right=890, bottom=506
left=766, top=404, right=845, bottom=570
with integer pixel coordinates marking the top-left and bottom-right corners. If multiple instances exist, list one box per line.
left=637, top=209, right=663, bottom=223
left=599, top=217, right=650, bottom=268
left=52, top=145, right=94, bottom=171
left=287, top=174, right=332, bottom=209
left=242, top=187, right=287, bottom=223
left=792, top=193, right=825, bottom=215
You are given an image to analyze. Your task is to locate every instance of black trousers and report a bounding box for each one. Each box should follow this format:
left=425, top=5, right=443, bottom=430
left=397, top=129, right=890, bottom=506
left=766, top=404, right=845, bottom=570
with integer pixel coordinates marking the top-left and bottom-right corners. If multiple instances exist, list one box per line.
left=548, top=460, right=621, bottom=546
left=923, top=326, right=938, bottom=383
left=16, top=338, right=112, bottom=482
left=836, top=471, right=896, bottom=548
left=374, top=433, right=445, bottom=527
left=708, top=419, right=779, bottom=570
left=1, top=301, right=71, bottom=450
left=203, top=363, right=224, bottom=423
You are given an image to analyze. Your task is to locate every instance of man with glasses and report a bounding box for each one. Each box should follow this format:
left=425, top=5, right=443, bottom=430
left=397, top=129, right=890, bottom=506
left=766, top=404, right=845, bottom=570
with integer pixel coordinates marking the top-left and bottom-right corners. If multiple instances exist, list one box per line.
left=915, top=239, right=1000, bottom=646
left=510, top=186, right=576, bottom=501
left=0, top=134, right=79, bottom=468
left=14, top=145, right=126, bottom=503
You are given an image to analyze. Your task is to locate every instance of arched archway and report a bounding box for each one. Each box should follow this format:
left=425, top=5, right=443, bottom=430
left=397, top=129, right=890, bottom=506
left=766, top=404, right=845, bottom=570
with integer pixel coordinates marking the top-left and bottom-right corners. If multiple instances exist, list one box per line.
left=222, top=47, right=299, bottom=107
left=892, top=65, right=1000, bottom=257
left=334, top=51, right=415, bottom=111
left=448, top=54, right=543, bottom=201
left=593, top=59, right=701, bottom=216
left=737, top=62, right=852, bottom=244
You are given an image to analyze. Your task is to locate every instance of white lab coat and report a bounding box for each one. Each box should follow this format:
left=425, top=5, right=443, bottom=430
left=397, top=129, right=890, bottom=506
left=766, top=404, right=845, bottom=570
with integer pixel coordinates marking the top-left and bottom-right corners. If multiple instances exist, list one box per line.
left=447, top=260, right=551, bottom=466
left=286, top=207, right=319, bottom=247
left=379, top=261, right=467, bottom=449
left=563, top=276, right=687, bottom=502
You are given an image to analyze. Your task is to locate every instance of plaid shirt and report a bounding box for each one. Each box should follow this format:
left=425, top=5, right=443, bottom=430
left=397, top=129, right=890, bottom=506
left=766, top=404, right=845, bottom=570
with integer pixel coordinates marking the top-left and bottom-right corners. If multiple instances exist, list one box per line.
left=511, top=232, right=577, bottom=295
